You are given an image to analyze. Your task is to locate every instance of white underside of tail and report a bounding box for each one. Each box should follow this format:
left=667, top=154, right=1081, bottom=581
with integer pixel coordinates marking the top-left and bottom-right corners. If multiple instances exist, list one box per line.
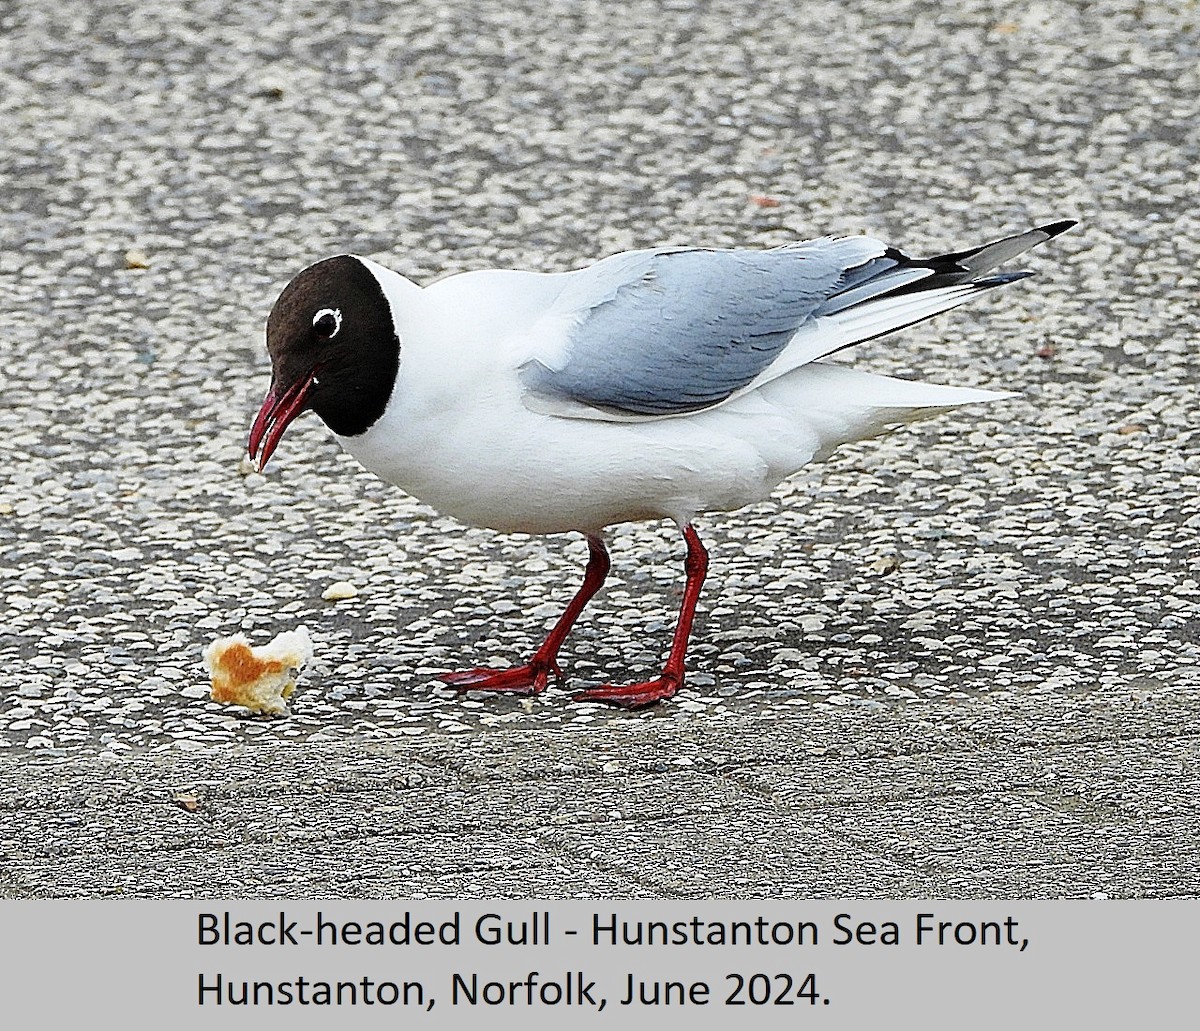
left=743, top=360, right=1016, bottom=467
left=652, top=360, right=1020, bottom=522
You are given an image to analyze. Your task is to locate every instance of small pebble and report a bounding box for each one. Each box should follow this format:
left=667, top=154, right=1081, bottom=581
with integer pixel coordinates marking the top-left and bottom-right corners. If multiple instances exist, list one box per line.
left=322, top=581, right=360, bottom=601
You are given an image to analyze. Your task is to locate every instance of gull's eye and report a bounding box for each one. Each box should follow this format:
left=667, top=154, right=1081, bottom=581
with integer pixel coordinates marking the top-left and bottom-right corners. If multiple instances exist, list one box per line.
left=313, top=308, right=342, bottom=339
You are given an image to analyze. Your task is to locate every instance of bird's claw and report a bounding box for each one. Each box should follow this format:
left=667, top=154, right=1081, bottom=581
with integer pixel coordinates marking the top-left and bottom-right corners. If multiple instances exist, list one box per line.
left=574, top=673, right=682, bottom=709
left=439, top=661, right=553, bottom=695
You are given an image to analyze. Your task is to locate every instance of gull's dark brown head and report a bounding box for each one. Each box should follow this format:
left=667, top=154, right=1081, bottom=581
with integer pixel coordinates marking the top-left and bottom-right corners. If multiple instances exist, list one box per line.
left=248, top=255, right=400, bottom=470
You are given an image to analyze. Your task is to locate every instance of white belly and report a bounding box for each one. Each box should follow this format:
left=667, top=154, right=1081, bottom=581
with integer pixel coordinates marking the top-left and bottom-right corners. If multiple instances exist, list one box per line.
left=335, top=359, right=1001, bottom=535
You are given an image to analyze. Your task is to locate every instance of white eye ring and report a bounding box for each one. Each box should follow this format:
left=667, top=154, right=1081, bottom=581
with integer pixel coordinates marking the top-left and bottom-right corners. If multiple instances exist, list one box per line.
left=313, top=308, right=342, bottom=338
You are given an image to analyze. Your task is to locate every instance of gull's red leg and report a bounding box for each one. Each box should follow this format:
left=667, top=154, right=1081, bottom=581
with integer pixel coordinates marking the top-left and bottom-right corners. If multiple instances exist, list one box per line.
left=441, top=534, right=611, bottom=695
left=575, top=524, right=708, bottom=709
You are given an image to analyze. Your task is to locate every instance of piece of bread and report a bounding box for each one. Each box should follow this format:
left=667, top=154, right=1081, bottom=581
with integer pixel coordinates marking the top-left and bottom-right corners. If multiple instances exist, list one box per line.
left=202, top=627, right=314, bottom=716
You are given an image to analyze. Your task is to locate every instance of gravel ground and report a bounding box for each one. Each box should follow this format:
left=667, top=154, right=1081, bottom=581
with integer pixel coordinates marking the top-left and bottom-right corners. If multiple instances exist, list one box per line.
left=1, top=0, right=1198, bottom=897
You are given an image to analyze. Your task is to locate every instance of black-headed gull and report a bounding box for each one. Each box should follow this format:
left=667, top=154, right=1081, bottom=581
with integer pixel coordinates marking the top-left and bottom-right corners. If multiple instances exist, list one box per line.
left=249, top=220, right=1074, bottom=707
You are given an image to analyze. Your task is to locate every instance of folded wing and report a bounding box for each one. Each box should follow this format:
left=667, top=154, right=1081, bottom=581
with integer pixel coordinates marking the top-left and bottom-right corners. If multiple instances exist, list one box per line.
left=519, top=221, right=1074, bottom=421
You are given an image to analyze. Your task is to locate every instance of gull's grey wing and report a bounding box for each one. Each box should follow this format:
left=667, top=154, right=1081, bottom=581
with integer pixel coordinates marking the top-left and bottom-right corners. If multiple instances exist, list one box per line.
left=518, top=237, right=892, bottom=417
left=517, top=221, right=1075, bottom=420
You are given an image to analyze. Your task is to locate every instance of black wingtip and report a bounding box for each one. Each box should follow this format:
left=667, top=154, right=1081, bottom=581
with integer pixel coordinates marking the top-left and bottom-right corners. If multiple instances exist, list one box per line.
left=975, top=270, right=1036, bottom=288
left=1036, top=219, right=1078, bottom=238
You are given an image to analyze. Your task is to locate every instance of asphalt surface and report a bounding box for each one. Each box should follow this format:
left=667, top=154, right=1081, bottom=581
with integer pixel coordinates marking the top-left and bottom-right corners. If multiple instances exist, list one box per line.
left=1, top=0, right=1197, bottom=897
